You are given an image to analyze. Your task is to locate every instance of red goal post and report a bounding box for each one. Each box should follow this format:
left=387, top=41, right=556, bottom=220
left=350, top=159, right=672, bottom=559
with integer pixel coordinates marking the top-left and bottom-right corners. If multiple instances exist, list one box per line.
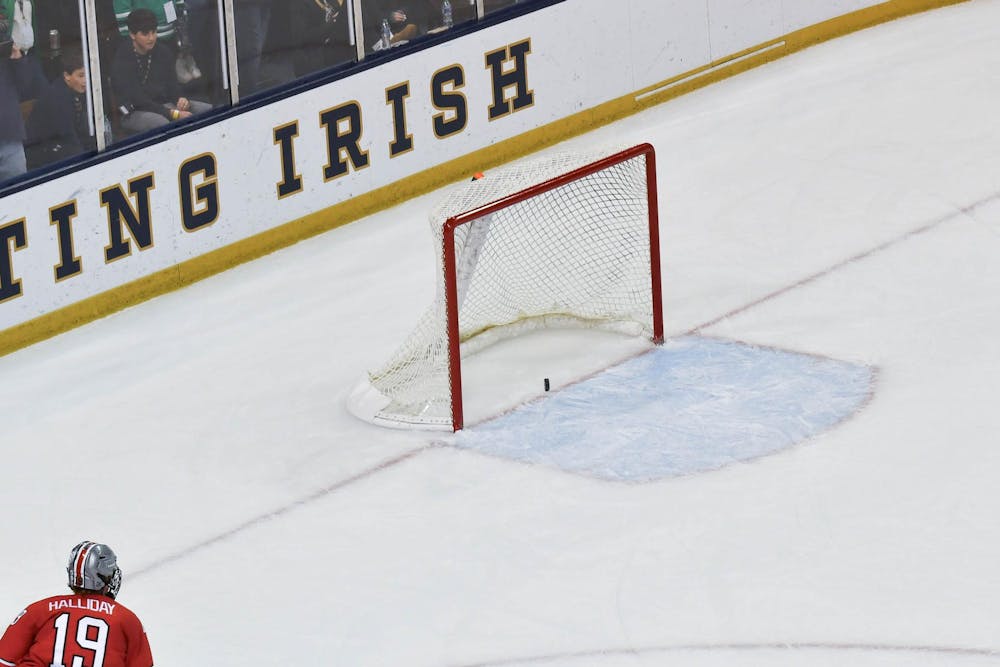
left=348, top=143, right=664, bottom=431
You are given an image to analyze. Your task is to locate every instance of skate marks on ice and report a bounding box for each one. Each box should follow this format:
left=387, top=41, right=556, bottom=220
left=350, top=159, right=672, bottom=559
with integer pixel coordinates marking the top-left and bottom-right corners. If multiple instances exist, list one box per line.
left=453, top=641, right=1000, bottom=667
left=452, top=336, right=874, bottom=482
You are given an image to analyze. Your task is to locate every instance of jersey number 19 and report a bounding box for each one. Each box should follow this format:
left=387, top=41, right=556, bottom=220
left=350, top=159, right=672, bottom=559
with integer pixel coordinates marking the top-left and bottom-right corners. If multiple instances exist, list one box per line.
left=51, top=613, right=109, bottom=667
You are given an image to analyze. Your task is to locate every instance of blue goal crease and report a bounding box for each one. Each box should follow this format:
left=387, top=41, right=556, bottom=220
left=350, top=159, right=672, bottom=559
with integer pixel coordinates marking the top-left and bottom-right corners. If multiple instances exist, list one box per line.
left=452, top=336, right=875, bottom=482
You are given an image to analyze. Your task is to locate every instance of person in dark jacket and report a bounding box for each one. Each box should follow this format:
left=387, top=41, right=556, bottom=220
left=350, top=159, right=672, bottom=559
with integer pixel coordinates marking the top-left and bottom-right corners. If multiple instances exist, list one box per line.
left=24, top=50, right=96, bottom=169
left=111, top=8, right=210, bottom=135
left=288, top=0, right=355, bottom=78
left=234, top=0, right=273, bottom=96
left=0, top=41, right=35, bottom=184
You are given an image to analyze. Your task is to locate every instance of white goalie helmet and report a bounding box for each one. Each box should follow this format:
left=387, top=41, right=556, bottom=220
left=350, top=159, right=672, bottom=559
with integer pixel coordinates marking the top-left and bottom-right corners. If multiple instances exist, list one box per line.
left=67, top=541, right=123, bottom=599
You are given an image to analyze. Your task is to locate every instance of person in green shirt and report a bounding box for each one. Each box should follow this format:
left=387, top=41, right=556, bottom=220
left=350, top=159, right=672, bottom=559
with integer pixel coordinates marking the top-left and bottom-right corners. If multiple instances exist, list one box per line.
left=113, top=0, right=186, bottom=43
left=1, top=0, right=38, bottom=53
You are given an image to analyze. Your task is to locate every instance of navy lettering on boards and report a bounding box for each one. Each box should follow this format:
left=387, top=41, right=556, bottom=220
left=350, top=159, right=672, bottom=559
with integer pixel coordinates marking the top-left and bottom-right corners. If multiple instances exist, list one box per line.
left=50, top=200, right=82, bottom=282
left=431, top=65, right=468, bottom=139
left=320, top=101, right=370, bottom=181
left=101, top=173, right=156, bottom=264
left=1, top=39, right=540, bottom=318
left=179, top=153, right=220, bottom=232
left=273, top=121, right=303, bottom=199
left=0, top=218, right=27, bottom=303
left=386, top=82, right=414, bottom=157
left=486, top=39, right=534, bottom=121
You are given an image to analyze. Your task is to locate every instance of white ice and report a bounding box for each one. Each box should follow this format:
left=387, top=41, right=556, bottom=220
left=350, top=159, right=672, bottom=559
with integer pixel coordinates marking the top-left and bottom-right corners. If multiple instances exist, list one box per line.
left=3, top=2, right=1000, bottom=665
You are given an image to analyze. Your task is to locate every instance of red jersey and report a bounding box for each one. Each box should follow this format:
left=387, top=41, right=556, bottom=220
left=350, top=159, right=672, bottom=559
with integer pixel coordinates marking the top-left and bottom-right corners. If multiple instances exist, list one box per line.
left=0, top=594, right=153, bottom=667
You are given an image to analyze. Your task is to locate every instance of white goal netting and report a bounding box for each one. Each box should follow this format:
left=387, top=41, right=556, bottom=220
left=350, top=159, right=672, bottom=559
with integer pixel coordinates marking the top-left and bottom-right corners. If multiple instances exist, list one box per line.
left=348, top=144, right=660, bottom=430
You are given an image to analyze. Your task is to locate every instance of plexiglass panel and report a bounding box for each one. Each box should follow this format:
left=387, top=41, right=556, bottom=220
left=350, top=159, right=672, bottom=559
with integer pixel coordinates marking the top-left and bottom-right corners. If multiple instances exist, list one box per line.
left=102, top=0, right=221, bottom=142
left=234, top=1, right=357, bottom=99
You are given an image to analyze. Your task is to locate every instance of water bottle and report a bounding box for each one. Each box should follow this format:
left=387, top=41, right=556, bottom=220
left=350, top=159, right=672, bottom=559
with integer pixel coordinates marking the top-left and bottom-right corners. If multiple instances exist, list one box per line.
left=380, top=18, right=392, bottom=49
left=442, top=0, right=453, bottom=28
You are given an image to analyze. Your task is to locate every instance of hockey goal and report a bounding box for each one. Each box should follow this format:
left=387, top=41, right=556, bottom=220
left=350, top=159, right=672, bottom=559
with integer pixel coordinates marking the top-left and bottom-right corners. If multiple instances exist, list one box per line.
left=348, top=143, right=663, bottom=431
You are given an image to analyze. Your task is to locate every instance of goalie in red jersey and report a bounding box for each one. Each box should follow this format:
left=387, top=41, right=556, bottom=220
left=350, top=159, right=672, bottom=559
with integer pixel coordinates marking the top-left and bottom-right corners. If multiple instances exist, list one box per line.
left=0, top=541, right=153, bottom=667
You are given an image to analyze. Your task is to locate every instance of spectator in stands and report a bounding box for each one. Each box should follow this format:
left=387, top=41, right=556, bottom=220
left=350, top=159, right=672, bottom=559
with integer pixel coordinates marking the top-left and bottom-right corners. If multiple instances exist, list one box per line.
left=288, top=0, right=355, bottom=77
left=364, top=0, right=427, bottom=52
left=25, top=49, right=96, bottom=169
left=2, top=0, right=34, bottom=53
left=2, top=0, right=46, bottom=95
left=234, top=0, right=273, bottom=96
left=115, top=0, right=209, bottom=90
left=0, top=36, right=34, bottom=183
left=114, top=0, right=182, bottom=45
left=111, top=8, right=210, bottom=135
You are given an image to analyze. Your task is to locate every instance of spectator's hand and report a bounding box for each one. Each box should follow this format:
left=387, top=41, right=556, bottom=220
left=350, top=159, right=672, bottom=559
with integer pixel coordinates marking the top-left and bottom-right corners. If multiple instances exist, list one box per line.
left=176, top=97, right=191, bottom=112
left=178, top=110, right=193, bottom=119
left=390, top=10, right=407, bottom=23
left=10, top=44, right=22, bottom=60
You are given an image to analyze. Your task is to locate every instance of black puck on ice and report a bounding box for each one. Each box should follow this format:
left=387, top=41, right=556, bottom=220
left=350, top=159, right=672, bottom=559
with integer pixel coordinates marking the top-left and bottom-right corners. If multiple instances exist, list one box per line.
left=544, top=378, right=550, bottom=392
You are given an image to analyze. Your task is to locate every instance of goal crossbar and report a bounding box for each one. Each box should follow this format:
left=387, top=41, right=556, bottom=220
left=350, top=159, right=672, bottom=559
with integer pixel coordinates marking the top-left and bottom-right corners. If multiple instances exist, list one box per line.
left=441, top=143, right=664, bottom=430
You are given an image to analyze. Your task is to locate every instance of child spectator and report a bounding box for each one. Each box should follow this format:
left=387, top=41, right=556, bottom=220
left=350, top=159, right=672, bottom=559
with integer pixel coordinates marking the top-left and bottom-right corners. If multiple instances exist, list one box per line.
left=111, top=8, right=210, bottom=135
left=114, top=0, right=183, bottom=44
left=25, top=49, right=96, bottom=168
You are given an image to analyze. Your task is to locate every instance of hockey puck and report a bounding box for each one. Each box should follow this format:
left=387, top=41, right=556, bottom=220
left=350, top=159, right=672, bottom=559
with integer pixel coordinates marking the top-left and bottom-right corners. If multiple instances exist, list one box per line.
left=544, top=378, right=550, bottom=391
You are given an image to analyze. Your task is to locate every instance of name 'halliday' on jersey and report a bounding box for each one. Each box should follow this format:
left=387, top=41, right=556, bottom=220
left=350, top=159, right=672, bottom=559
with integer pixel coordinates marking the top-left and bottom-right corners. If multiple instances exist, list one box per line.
left=47, top=598, right=117, bottom=615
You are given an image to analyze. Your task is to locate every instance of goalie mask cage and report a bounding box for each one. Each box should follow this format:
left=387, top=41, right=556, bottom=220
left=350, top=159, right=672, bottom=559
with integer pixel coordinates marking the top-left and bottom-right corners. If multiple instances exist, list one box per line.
left=348, top=143, right=663, bottom=431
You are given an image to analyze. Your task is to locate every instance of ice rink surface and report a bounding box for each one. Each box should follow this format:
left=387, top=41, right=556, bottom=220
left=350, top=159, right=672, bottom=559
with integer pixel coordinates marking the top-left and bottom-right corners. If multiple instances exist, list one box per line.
left=3, top=1, right=1000, bottom=664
